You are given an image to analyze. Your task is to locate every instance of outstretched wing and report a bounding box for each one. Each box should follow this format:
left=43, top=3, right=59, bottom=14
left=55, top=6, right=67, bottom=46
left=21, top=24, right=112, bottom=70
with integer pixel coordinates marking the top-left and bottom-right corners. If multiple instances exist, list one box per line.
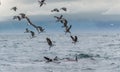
left=61, top=7, right=67, bottom=11
left=46, top=38, right=52, bottom=46
left=70, top=36, right=74, bottom=41
left=75, top=36, right=78, bottom=42
left=60, top=15, right=63, bottom=19
left=25, top=17, right=33, bottom=25
left=44, top=56, right=52, bottom=62
left=19, top=13, right=26, bottom=18
left=68, top=25, right=72, bottom=30
left=11, top=7, right=17, bottom=11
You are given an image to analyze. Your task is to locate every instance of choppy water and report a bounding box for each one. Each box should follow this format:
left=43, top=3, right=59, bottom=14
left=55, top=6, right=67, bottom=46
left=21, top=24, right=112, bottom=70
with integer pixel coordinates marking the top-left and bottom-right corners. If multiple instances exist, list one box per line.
left=0, top=33, right=120, bottom=72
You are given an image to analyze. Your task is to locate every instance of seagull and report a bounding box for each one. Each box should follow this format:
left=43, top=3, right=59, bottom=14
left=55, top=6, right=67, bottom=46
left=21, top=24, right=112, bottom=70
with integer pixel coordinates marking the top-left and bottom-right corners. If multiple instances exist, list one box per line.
left=44, top=56, right=59, bottom=62
left=19, top=13, right=26, bottom=18
left=51, top=8, right=59, bottom=12
left=70, top=35, right=78, bottom=43
left=60, top=18, right=68, bottom=28
left=65, top=25, right=72, bottom=34
left=24, top=28, right=30, bottom=33
left=46, top=37, right=53, bottom=49
left=44, top=56, right=53, bottom=62
left=53, top=56, right=59, bottom=61
left=19, top=13, right=42, bottom=34
left=38, top=0, right=46, bottom=7
left=11, top=6, right=17, bottom=11
left=13, top=16, right=21, bottom=21
left=30, top=31, right=35, bottom=38
left=60, top=7, right=67, bottom=11
left=54, top=15, right=63, bottom=22
left=37, top=26, right=45, bottom=33
left=25, top=17, right=43, bottom=33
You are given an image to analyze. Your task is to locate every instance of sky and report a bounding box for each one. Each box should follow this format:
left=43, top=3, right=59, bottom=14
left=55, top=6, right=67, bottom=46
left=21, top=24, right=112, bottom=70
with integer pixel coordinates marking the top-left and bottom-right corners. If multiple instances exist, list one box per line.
left=0, top=0, right=120, bottom=33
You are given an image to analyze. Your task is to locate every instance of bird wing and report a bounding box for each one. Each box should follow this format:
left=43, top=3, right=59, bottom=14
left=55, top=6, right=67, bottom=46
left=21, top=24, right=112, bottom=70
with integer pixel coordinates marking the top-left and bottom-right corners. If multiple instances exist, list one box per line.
left=40, top=3, right=43, bottom=7
left=25, top=17, right=32, bottom=25
left=17, top=16, right=21, bottom=21
left=44, top=56, right=52, bottom=61
left=13, top=16, right=17, bottom=19
left=75, top=36, right=78, bottom=41
left=68, top=25, right=72, bottom=30
left=61, top=7, right=67, bottom=11
left=60, top=15, right=63, bottom=19
left=54, top=16, right=59, bottom=19
left=19, top=13, right=26, bottom=18
left=11, top=7, right=17, bottom=11
left=64, top=19, right=68, bottom=24
left=38, top=0, right=46, bottom=7
left=41, top=0, right=45, bottom=2
left=46, top=38, right=52, bottom=45
left=70, top=36, right=74, bottom=41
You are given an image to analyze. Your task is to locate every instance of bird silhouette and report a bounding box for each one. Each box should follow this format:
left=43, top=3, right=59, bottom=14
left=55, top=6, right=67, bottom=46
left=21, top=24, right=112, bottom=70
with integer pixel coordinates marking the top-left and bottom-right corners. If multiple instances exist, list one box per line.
left=60, top=7, right=67, bottom=11
left=24, top=28, right=30, bottom=33
left=65, top=25, right=72, bottom=34
left=30, top=31, right=35, bottom=38
left=13, top=16, right=21, bottom=21
left=19, top=13, right=26, bottom=18
left=70, top=35, right=78, bottom=43
left=11, top=7, right=17, bottom=11
left=38, top=0, right=46, bottom=7
left=25, top=17, right=44, bottom=33
left=51, top=8, right=59, bottom=12
left=54, top=15, right=63, bottom=22
left=25, top=17, right=32, bottom=24
left=37, top=26, right=45, bottom=33
left=46, top=37, right=53, bottom=49
left=44, top=56, right=53, bottom=62
left=44, top=56, right=59, bottom=62
left=60, top=18, right=68, bottom=28
left=53, top=56, right=58, bottom=61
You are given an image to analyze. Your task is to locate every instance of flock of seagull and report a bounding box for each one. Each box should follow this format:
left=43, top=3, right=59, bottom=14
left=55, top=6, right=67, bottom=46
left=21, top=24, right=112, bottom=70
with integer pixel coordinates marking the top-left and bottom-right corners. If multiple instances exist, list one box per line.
left=10, top=0, right=79, bottom=63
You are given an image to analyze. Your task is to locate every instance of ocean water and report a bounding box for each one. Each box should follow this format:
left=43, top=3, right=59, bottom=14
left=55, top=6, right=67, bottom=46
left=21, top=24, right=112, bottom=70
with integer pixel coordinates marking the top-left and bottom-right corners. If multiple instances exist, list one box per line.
left=0, top=33, right=120, bottom=72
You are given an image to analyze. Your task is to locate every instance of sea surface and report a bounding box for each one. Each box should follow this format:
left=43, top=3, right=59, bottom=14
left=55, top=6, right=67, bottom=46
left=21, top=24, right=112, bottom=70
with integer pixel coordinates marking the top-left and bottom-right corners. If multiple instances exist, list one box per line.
left=0, top=33, right=120, bottom=72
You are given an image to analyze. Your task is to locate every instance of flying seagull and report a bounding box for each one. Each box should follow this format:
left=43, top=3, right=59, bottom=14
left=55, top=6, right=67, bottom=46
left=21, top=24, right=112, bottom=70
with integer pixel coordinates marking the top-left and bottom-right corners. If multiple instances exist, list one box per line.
left=13, top=16, right=21, bottom=21
left=46, top=37, right=53, bottom=49
left=51, top=8, right=59, bottom=12
left=60, top=7, right=67, bottom=11
left=19, top=13, right=26, bottom=18
left=30, top=31, right=35, bottom=38
left=44, top=56, right=53, bottom=62
left=44, top=56, right=59, bottom=62
left=54, top=15, right=63, bottom=22
left=24, top=28, right=30, bottom=33
left=11, top=6, right=17, bottom=11
left=38, top=0, right=46, bottom=7
left=37, top=26, right=45, bottom=33
left=25, top=17, right=44, bottom=33
left=70, top=35, right=78, bottom=44
left=65, top=25, right=72, bottom=34
left=25, top=17, right=33, bottom=25
left=60, top=18, right=68, bottom=28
